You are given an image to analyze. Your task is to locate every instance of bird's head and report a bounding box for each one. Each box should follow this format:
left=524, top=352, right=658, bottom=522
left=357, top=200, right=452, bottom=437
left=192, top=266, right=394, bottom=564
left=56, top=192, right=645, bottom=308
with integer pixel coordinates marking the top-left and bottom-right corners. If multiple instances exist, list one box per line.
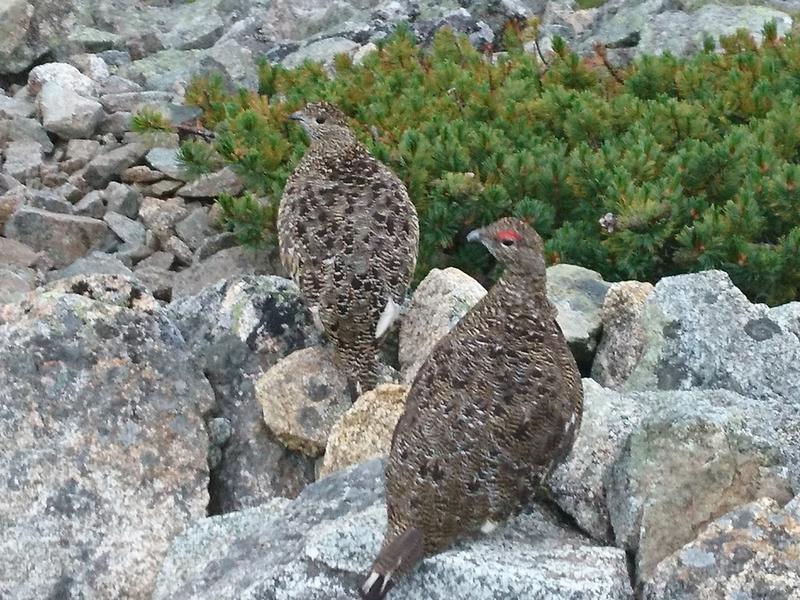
left=467, top=217, right=546, bottom=277
left=289, top=101, right=350, bottom=141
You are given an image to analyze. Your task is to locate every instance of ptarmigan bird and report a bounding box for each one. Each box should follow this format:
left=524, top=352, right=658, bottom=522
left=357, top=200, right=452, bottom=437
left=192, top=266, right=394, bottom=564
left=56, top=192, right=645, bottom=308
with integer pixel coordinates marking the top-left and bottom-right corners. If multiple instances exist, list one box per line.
left=361, top=218, right=583, bottom=599
left=278, top=102, right=419, bottom=393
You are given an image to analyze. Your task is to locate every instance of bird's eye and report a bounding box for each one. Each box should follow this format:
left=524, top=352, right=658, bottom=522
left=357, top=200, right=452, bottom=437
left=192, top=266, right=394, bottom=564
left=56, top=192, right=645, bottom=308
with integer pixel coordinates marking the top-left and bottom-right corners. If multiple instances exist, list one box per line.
left=501, top=239, right=515, bottom=247
left=315, top=116, right=326, bottom=124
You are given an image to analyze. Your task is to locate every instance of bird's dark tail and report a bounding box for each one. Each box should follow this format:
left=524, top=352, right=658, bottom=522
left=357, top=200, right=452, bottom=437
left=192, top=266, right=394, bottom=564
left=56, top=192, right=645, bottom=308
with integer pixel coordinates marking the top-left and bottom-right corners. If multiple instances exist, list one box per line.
left=360, top=528, right=424, bottom=600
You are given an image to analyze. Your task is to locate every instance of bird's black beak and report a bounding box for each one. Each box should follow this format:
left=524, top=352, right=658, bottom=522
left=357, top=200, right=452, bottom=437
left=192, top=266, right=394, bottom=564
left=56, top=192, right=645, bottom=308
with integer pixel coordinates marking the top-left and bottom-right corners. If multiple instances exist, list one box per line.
left=288, top=111, right=303, bottom=122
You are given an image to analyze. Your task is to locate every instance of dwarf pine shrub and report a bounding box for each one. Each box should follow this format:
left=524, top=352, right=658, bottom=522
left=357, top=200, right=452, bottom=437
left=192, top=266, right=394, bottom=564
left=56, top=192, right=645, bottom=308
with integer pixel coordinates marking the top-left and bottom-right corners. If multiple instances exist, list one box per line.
left=178, top=22, right=800, bottom=305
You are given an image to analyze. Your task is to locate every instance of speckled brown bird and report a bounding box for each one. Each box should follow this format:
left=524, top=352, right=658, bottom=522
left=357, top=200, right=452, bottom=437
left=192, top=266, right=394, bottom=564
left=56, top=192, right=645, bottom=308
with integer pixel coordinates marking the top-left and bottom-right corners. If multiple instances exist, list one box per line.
left=278, top=102, right=419, bottom=394
left=361, top=218, right=583, bottom=599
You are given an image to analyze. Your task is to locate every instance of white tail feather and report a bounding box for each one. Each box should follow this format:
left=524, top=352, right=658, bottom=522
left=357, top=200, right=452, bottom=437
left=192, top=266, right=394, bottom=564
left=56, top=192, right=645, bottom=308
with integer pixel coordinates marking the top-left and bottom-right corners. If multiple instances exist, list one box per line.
left=375, top=297, right=401, bottom=339
left=362, top=571, right=380, bottom=595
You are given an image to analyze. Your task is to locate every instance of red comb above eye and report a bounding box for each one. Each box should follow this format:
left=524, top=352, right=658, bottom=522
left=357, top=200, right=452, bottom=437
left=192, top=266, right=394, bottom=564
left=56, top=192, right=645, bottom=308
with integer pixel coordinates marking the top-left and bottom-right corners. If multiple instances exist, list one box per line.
left=496, top=229, right=522, bottom=242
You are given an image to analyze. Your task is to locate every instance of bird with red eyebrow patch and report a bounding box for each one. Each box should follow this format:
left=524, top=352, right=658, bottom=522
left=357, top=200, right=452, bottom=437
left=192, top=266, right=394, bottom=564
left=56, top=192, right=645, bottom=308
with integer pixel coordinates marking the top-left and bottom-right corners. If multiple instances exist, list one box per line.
left=361, top=217, right=583, bottom=599
left=495, top=228, right=523, bottom=243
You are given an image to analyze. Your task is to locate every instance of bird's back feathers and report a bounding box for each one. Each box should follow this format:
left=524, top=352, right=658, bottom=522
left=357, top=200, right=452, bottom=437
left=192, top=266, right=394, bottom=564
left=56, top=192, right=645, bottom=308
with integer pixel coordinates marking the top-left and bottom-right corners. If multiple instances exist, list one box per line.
left=278, top=113, right=419, bottom=392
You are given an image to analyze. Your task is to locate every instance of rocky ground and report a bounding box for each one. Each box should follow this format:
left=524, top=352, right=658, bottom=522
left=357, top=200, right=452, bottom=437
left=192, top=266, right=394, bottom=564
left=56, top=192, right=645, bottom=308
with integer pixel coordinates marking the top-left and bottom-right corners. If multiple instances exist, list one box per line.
left=1, top=1, right=800, bottom=599
left=2, top=0, right=799, bottom=84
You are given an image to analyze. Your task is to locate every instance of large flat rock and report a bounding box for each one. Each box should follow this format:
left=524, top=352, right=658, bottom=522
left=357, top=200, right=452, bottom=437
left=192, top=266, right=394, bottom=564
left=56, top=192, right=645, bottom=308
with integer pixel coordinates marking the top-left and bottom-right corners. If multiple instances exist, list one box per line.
left=154, top=459, right=633, bottom=600
left=0, top=289, right=213, bottom=598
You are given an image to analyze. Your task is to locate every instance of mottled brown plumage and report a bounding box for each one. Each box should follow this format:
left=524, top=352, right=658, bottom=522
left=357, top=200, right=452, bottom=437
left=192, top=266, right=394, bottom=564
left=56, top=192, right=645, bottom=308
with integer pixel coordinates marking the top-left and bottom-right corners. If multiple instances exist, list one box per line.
left=362, top=218, right=583, bottom=599
left=278, top=102, right=419, bottom=393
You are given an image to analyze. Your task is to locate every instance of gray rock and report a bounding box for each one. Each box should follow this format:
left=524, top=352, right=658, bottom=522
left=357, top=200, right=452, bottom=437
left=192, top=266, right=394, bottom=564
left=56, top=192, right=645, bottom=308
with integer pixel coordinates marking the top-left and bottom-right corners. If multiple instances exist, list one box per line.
left=0, top=186, right=25, bottom=229
left=0, top=289, right=213, bottom=598
left=0, top=1, right=77, bottom=75
left=139, top=195, right=188, bottom=244
left=175, top=206, right=215, bottom=251
left=0, top=94, right=35, bottom=119
left=39, top=163, right=70, bottom=188
left=0, top=265, right=35, bottom=304
left=281, top=37, right=360, bottom=69
left=123, top=135, right=180, bottom=155
left=67, top=26, right=124, bottom=54
left=60, top=157, right=88, bottom=175
left=0, top=172, right=23, bottom=194
left=591, top=281, right=654, bottom=389
left=551, top=379, right=645, bottom=543
left=252, top=0, right=386, bottom=42
left=164, top=276, right=321, bottom=513
left=65, top=138, right=101, bottom=164
left=256, top=346, right=352, bottom=457
left=146, top=147, right=189, bottom=181
left=202, top=38, right=259, bottom=90
left=42, top=273, right=159, bottom=311
left=68, top=53, right=110, bottom=82
left=769, top=301, right=800, bottom=340
left=177, top=166, right=243, bottom=198
left=100, top=75, right=142, bottom=95
left=115, top=230, right=157, bottom=263
left=208, top=416, right=233, bottom=447
left=607, top=389, right=796, bottom=584
left=786, top=495, right=800, bottom=520
left=39, top=81, right=105, bottom=139
left=104, top=211, right=147, bottom=246
left=0, top=117, right=54, bottom=153
left=637, top=5, right=792, bottom=58
left=153, top=459, right=633, bottom=600
left=0, top=237, right=40, bottom=268
left=126, top=29, right=166, bottom=59
left=5, top=207, right=113, bottom=268
left=28, top=193, right=74, bottom=215
left=575, top=0, right=792, bottom=62
left=74, top=190, right=106, bottom=218
left=104, top=181, right=140, bottom=219
left=546, top=263, right=611, bottom=371
left=119, top=48, right=205, bottom=91
left=99, top=110, right=133, bottom=135
left=67, top=172, right=91, bottom=197
left=84, top=143, right=148, bottom=189
left=171, top=245, right=281, bottom=299
left=99, top=90, right=174, bottom=113
left=399, top=267, right=486, bottom=383
left=47, top=252, right=134, bottom=282
left=136, top=250, right=174, bottom=271
left=195, top=231, right=237, bottom=261
left=353, top=42, right=378, bottom=64
left=2, top=140, right=43, bottom=181
left=623, top=271, right=800, bottom=445
left=98, top=49, right=133, bottom=66
left=121, top=165, right=164, bottom=184
left=53, top=182, right=83, bottom=204
left=28, top=62, right=97, bottom=97
left=145, top=178, right=184, bottom=197
left=165, top=234, right=193, bottom=266
left=134, top=265, right=175, bottom=301
left=164, top=10, right=225, bottom=50
left=25, top=188, right=74, bottom=215
left=642, top=497, right=800, bottom=599
left=152, top=497, right=292, bottom=599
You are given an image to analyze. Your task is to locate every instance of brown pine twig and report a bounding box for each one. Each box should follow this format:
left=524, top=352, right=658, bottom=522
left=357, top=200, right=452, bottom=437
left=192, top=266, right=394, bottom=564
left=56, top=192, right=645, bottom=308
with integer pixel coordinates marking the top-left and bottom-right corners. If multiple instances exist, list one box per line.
left=594, top=43, right=624, bottom=85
